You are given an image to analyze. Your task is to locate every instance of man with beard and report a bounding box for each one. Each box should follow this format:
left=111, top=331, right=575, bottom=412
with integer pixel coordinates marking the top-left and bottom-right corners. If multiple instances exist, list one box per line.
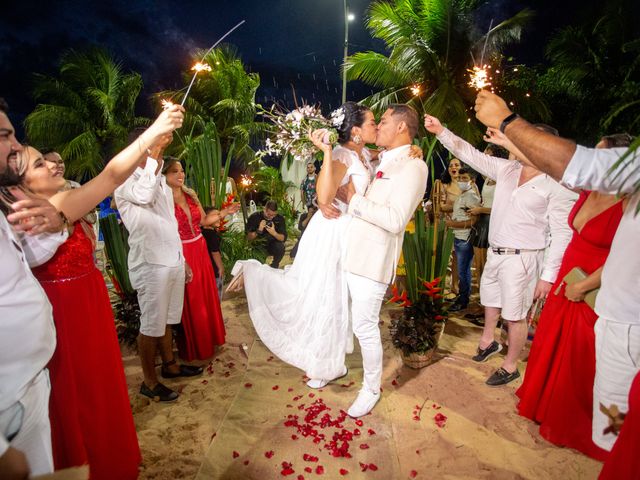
left=0, top=98, right=66, bottom=478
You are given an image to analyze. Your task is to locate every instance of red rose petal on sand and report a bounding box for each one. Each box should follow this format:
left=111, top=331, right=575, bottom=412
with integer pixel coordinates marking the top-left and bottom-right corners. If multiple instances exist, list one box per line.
left=232, top=451, right=239, bottom=458
left=415, top=449, right=420, bottom=454
left=359, top=443, right=370, bottom=450
left=292, top=434, right=298, bottom=440
left=392, top=379, right=398, bottom=386
left=413, top=415, right=420, bottom=421
left=410, top=470, right=418, bottom=478
left=355, top=419, right=363, bottom=427
left=434, top=413, right=447, bottom=428
left=281, top=467, right=295, bottom=476
left=273, top=385, right=280, bottom=390
left=243, top=460, right=250, bottom=466
left=353, top=428, right=361, bottom=435
left=316, top=465, right=325, bottom=474
left=359, top=462, right=369, bottom=472
left=244, top=383, right=253, bottom=388
left=309, top=393, right=315, bottom=398
left=340, top=469, right=349, bottom=475
left=297, top=476, right=304, bottom=480
left=288, top=387, right=294, bottom=392
left=265, top=450, right=275, bottom=459
left=304, top=467, right=313, bottom=473
left=367, top=429, right=376, bottom=435
left=369, top=463, right=378, bottom=471
left=267, top=356, right=274, bottom=361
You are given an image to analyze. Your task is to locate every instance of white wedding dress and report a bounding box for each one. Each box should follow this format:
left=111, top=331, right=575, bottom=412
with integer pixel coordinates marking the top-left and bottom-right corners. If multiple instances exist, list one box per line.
left=232, top=146, right=372, bottom=380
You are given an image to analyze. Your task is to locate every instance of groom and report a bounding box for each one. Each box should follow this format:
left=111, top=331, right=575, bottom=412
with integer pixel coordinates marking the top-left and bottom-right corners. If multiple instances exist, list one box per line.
left=341, top=104, right=428, bottom=417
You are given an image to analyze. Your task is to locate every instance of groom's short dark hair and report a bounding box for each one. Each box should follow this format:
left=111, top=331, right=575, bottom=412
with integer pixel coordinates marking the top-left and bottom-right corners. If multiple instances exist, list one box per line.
left=388, top=104, right=419, bottom=138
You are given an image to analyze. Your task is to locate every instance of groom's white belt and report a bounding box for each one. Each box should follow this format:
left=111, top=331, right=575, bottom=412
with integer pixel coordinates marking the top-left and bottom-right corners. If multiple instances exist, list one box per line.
left=491, top=247, right=542, bottom=255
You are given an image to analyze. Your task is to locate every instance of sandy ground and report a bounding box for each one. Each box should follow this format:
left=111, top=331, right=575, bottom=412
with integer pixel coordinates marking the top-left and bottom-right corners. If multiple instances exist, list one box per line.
left=123, top=289, right=602, bottom=480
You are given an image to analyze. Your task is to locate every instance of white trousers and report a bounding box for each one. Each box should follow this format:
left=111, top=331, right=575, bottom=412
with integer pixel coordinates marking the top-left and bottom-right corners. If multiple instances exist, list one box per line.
left=347, top=272, right=388, bottom=394
left=593, top=317, right=640, bottom=450
left=0, top=370, right=53, bottom=475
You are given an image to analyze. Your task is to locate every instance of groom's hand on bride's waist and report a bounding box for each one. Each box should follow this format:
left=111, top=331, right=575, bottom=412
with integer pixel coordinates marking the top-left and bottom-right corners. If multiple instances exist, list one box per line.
left=318, top=201, right=341, bottom=219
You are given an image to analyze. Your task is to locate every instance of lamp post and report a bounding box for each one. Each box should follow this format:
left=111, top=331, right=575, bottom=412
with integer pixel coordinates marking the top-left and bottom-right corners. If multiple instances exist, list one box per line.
left=342, top=1, right=355, bottom=104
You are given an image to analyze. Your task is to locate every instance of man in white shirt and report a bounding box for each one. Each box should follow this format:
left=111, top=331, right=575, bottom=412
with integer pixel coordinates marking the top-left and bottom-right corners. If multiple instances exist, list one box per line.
left=115, top=132, right=201, bottom=403
left=424, top=114, right=577, bottom=386
left=474, top=90, right=639, bottom=450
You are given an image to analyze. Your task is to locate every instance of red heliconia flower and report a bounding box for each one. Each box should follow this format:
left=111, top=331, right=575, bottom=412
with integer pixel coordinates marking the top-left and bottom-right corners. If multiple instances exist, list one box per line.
left=340, top=468, right=349, bottom=476
left=316, top=465, right=325, bottom=474
left=410, top=470, right=418, bottom=478
left=434, top=413, right=447, bottom=428
left=232, top=451, right=239, bottom=458
left=359, top=443, right=370, bottom=450
left=265, top=450, right=275, bottom=459
left=386, top=284, right=402, bottom=304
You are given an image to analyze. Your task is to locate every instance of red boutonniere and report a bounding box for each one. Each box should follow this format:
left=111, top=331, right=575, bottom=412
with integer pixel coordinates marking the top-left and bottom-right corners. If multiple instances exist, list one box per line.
left=376, top=171, right=384, bottom=179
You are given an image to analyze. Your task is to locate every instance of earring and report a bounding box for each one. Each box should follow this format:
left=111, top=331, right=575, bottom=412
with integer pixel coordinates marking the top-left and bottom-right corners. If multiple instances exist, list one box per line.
left=352, top=134, right=362, bottom=145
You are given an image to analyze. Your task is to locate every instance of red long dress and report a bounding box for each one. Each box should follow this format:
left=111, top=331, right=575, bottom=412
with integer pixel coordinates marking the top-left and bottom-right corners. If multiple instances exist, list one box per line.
left=32, top=223, right=141, bottom=479
left=516, top=191, right=623, bottom=461
left=599, top=370, right=640, bottom=479
left=175, top=194, right=225, bottom=361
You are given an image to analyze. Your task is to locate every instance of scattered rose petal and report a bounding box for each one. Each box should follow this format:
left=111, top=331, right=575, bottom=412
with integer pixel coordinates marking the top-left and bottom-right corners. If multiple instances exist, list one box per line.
left=369, top=463, right=378, bottom=471
left=359, top=443, right=370, bottom=450
left=232, top=451, right=239, bottom=458
left=201, top=379, right=208, bottom=385
left=413, top=416, right=420, bottom=421
left=244, top=383, right=253, bottom=388
left=355, top=419, right=363, bottom=427
left=432, top=403, right=441, bottom=409
left=288, top=387, right=294, bottom=392
left=353, top=428, right=361, bottom=436
left=340, top=469, right=349, bottom=476
left=265, top=450, right=275, bottom=459
left=415, top=449, right=420, bottom=454
left=360, top=462, right=369, bottom=472
left=303, top=453, right=319, bottom=462
left=243, top=460, right=249, bottom=466
left=297, top=476, right=304, bottom=480
left=304, top=467, right=313, bottom=473
left=281, top=461, right=295, bottom=476
left=273, top=385, right=280, bottom=390
left=316, top=465, right=324, bottom=474
left=392, top=379, right=398, bottom=386
left=267, top=356, right=274, bottom=361
left=308, top=393, right=315, bottom=398
left=367, top=428, right=376, bottom=435
left=434, top=412, right=447, bottom=428
left=409, top=470, right=418, bottom=478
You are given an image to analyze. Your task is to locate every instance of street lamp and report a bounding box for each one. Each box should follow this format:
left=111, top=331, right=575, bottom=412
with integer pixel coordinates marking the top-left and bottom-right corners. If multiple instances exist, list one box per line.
left=342, top=1, right=355, bottom=104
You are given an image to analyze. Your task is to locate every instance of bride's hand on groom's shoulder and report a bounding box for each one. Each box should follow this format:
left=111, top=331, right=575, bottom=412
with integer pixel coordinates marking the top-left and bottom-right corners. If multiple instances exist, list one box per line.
left=309, top=129, right=332, bottom=154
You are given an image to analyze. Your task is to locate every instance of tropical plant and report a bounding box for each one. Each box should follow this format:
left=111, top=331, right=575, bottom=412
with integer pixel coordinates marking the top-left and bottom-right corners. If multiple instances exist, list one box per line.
left=25, top=48, right=147, bottom=180
left=345, top=0, right=540, bottom=143
left=219, top=229, right=268, bottom=281
left=157, top=45, right=263, bottom=165
left=99, top=214, right=140, bottom=347
left=534, top=0, right=640, bottom=142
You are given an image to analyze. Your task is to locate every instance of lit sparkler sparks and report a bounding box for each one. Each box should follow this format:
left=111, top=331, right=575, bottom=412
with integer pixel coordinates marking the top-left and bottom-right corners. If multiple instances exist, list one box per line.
left=161, top=99, right=175, bottom=110
left=410, top=84, right=422, bottom=96
left=240, top=174, right=253, bottom=189
left=191, top=62, right=212, bottom=73
left=468, top=65, right=491, bottom=90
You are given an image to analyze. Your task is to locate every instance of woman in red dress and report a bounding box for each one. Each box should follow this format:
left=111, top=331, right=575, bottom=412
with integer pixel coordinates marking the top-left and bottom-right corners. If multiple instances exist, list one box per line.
left=14, top=108, right=182, bottom=479
left=516, top=188, right=624, bottom=460
left=163, top=158, right=237, bottom=361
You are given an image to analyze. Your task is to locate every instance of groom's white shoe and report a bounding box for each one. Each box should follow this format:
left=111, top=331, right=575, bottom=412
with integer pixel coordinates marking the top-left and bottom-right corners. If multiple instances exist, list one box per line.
left=306, top=366, right=348, bottom=389
left=347, top=389, right=380, bottom=418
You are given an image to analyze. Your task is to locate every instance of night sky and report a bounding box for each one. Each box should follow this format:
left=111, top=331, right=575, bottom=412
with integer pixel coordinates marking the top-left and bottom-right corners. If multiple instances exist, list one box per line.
left=1, top=0, right=600, bottom=132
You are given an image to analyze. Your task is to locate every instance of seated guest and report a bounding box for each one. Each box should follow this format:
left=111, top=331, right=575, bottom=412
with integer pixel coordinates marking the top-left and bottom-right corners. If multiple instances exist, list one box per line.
left=290, top=201, right=317, bottom=259
left=246, top=200, right=287, bottom=268
left=445, top=166, right=481, bottom=312
left=508, top=132, right=629, bottom=460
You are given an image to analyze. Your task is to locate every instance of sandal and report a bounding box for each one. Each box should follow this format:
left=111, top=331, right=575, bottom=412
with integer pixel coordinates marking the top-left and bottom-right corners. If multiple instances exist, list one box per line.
left=140, top=382, right=179, bottom=402
left=160, top=359, right=204, bottom=378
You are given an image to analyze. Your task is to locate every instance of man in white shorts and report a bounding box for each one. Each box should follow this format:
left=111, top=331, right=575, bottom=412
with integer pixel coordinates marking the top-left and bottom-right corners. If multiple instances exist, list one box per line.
left=115, top=131, right=201, bottom=402
left=474, top=89, right=640, bottom=451
left=424, top=114, right=577, bottom=386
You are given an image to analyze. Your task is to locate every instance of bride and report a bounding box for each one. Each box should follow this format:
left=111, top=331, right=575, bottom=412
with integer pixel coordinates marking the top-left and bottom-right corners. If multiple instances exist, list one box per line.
left=229, top=102, right=377, bottom=387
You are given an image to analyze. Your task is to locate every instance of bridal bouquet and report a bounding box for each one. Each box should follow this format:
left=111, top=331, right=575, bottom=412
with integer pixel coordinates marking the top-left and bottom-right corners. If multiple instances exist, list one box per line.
left=256, top=104, right=343, bottom=162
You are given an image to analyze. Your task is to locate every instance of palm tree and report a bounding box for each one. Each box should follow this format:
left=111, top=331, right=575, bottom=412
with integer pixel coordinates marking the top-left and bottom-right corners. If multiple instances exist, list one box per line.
left=344, top=0, right=537, bottom=143
left=536, top=0, right=640, bottom=142
left=25, top=48, right=147, bottom=180
left=157, top=45, right=263, bottom=165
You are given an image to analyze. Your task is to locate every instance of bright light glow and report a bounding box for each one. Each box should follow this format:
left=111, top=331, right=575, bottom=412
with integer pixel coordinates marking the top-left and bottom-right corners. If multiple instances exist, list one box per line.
left=468, top=65, right=491, bottom=90
left=240, top=174, right=253, bottom=188
left=347, top=13, right=355, bottom=21
left=191, top=62, right=212, bottom=73
left=410, top=84, right=421, bottom=96
left=161, top=99, right=175, bottom=110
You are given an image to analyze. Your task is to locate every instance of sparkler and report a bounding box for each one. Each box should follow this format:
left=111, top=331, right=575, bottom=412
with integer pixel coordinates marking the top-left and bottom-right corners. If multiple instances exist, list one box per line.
left=240, top=174, right=254, bottom=189
left=410, top=84, right=422, bottom=96
left=468, top=65, right=491, bottom=90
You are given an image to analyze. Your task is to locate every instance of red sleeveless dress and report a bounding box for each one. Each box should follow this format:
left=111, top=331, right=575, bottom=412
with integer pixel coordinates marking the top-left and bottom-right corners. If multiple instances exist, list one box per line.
left=175, top=194, right=225, bottom=361
left=516, top=191, right=623, bottom=461
left=32, top=223, right=140, bottom=479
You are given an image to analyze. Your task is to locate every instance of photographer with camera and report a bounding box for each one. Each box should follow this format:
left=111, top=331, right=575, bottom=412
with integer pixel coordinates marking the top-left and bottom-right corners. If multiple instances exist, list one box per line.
left=246, top=200, right=287, bottom=268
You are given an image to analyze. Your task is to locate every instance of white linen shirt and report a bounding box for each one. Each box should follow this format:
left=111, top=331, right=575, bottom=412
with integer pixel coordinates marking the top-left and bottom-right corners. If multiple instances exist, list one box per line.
left=562, top=145, right=640, bottom=324
left=437, top=128, right=577, bottom=283
left=114, top=157, right=183, bottom=270
left=0, top=214, right=56, bottom=455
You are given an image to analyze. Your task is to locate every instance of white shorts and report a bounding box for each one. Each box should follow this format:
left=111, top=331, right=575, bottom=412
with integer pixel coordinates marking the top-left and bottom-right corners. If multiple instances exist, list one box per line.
left=130, top=263, right=185, bottom=337
left=593, top=318, right=640, bottom=450
left=479, top=249, right=543, bottom=321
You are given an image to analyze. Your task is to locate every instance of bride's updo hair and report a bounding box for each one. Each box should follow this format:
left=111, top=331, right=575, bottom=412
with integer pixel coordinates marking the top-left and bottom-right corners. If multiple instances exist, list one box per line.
left=336, top=101, right=371, bottom=144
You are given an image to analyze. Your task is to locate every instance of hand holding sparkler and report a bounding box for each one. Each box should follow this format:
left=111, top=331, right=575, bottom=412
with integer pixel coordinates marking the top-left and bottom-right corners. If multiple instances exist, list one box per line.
left=474, top=90, right=513, bottom=129
left=147, top=103, right=185, bottom=140
left=423, top=114, right=444, bottom=135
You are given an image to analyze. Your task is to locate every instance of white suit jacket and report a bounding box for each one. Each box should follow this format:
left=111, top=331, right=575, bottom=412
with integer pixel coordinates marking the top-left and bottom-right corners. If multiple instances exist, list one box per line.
left=346, top=144, right=429, bottom=284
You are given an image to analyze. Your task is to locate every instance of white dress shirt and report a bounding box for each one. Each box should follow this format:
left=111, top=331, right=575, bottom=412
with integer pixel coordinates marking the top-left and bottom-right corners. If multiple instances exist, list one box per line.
left=0, top=214, right=56, bottom=455
left=114, top=157, right=183, bottom=270
left=562, top=145, right=640, bottom=324
left=437, top=128, right=577, bottom=283
left=19, top=230, right=69, bottom=267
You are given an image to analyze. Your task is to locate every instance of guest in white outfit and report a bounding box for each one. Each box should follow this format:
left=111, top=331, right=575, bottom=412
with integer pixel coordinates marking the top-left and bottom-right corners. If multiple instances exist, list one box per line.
left=474, top=89, right=640, bottom=451
left=115, top=130, right=202, bottom=404
left=424, top=114, right=577, bottom=386
left=341, top=104, right=428, bottom=417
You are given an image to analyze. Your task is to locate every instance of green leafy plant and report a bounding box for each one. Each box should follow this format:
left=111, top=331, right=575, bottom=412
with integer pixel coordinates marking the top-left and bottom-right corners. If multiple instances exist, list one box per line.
left=99, top=214, right=140, bottom=347
left=219, top=229, right=268, bottom=281
left=253, top=166, right=298, bottom=232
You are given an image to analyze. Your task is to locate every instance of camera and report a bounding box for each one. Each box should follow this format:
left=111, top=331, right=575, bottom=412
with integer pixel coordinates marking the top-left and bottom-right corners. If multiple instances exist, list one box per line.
left=265, top=220, right=274, bottom=228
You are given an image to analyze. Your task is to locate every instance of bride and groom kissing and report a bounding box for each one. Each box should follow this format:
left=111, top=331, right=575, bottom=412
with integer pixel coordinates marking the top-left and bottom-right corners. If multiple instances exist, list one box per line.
left=229, top=102, right=428, bottom=417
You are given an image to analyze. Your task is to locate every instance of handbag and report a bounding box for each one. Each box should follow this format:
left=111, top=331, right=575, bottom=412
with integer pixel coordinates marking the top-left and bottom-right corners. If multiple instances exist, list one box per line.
left=554, top=267, right=599, bottom=309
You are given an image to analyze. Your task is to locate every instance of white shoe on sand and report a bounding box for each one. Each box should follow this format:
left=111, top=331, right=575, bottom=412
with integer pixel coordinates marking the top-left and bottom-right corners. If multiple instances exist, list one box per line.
left=347, top=389, right=380, bottom=418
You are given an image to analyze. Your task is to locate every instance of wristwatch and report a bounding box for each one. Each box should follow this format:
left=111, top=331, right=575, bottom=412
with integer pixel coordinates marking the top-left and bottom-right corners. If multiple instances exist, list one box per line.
left=499, top=113, right=519, bottom=133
